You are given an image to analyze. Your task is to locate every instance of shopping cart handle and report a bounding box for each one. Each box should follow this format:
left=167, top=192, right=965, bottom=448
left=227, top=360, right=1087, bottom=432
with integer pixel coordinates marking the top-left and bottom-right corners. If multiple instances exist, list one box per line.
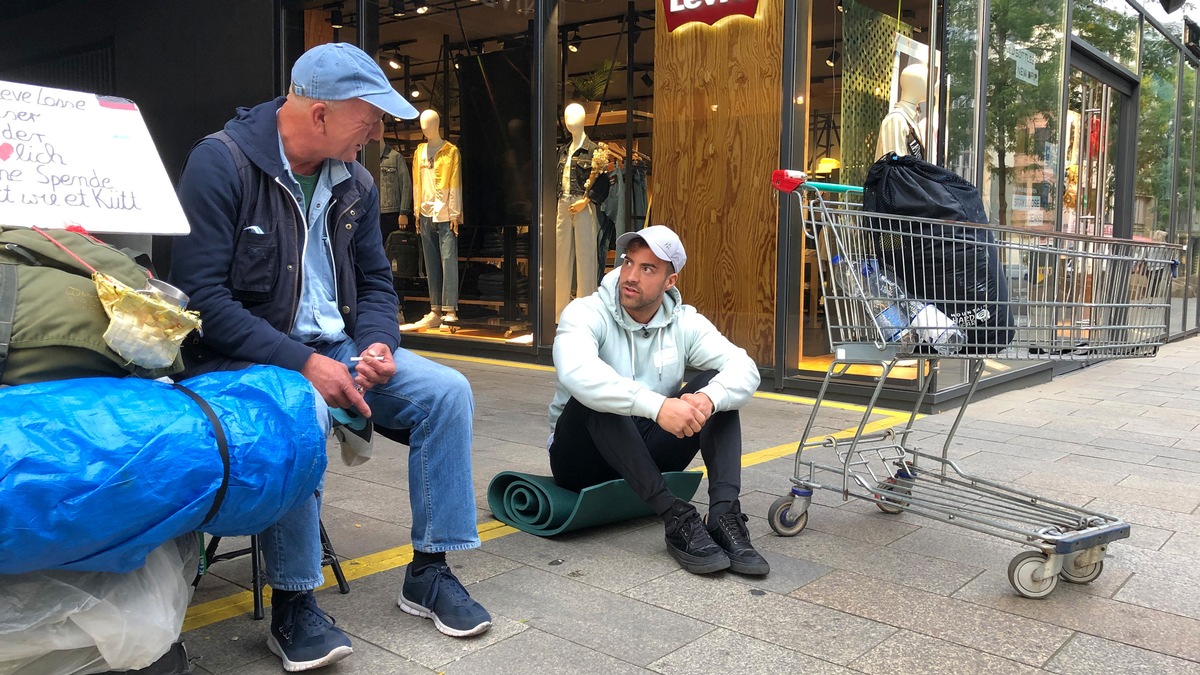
left=771, top=169, right=807, bottom=193
left=807, top=182, right=864, bottom=194
left=772, top=170, right=865, bottom=195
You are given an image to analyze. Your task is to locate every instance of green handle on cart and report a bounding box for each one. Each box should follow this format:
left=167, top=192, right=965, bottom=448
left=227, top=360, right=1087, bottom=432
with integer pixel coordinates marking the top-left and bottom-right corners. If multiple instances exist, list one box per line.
left=805, top=181, right=863, bottom=194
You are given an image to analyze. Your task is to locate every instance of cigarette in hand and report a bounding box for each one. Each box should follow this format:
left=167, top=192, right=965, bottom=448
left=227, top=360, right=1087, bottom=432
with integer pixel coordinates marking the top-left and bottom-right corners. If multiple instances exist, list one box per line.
left=350, top=355, right=380, bottom=362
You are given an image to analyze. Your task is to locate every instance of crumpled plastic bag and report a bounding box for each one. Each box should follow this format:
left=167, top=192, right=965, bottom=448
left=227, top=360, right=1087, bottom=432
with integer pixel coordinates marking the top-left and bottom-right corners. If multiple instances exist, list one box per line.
left=0, top=535, right=198, bottom=675
left=94, top=273, right=201, bottom=369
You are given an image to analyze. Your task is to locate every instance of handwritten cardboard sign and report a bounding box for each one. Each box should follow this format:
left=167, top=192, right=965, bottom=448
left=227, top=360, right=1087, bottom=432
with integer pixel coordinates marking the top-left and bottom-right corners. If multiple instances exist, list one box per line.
left=0, top=79, right=189, bottom=235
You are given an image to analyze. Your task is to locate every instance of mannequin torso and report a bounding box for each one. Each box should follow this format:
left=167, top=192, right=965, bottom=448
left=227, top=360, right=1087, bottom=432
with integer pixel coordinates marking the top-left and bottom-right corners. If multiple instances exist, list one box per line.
left=876, top=63, right=929, bottom=160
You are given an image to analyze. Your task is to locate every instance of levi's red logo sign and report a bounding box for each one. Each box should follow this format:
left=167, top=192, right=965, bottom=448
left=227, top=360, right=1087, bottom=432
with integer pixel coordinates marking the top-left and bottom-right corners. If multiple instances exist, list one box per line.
left=663, top=0, right=759, bottom=32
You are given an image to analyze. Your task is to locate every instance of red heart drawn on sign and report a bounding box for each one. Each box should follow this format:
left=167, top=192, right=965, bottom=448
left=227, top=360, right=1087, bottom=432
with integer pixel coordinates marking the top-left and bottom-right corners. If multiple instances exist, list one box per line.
left=0, top=144, right=13, bottom=161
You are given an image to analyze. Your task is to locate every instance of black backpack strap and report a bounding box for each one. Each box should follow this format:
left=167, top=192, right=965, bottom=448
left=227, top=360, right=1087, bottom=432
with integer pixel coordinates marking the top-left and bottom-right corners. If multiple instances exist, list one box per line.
left=171, top=382, right=231, bottom=527
left=0, top=264, right=15, bottom=382
left=205, top=131, right=255, bottom=228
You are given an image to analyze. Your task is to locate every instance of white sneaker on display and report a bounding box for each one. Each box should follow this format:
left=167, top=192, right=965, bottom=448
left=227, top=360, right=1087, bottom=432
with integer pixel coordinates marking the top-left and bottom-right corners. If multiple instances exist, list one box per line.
left=400, top=311, right=441, bottom=332
left=442, top=310, right=459, bottom=323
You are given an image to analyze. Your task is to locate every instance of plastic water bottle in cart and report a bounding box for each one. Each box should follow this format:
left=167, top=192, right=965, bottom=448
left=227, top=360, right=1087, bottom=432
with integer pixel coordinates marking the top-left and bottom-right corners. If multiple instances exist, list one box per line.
left=833, top=255, right=965, bottom=354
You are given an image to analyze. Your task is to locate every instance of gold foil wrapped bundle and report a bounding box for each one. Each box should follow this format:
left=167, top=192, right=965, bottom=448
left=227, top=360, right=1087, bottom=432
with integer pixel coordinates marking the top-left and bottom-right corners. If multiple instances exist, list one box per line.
left=93, top=273, right=202, bottom=369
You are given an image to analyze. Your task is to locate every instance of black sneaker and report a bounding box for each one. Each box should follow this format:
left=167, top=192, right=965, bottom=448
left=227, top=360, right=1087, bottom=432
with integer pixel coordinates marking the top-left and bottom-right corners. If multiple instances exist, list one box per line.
left=399, top=563, right=493, bottom=637
left=664, top=503, right=731, bottom=574
left=708, top=509, right=770, bottom=576
left=267, top=591, right=353, bottom=672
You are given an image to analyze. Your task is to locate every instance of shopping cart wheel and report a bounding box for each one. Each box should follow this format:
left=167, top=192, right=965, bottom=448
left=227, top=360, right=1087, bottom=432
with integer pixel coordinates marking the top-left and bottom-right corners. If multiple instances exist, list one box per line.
left=1007, top=551, right=1059, bottom=599
left=1059, top=552, right=1104, bottom=584
left=768, top=495, right=809, bottom=536
left=874, top=478, right=910, bottom=514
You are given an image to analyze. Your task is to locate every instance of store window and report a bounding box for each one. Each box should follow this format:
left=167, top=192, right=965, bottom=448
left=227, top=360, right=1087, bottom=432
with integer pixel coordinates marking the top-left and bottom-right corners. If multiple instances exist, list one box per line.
left=977, top=0, right=1065, bottom=230
left=298, top=2, right=542, bottom=345
left=1189, top=63, right=1200, bottom=331
left=1135, top=23, right=1177, bottom=243
left=787, top=0, right=935, bottom=380
left=548, top=1, right=654, bottom=331
left=1173, top=59, right=1196, bottom=333
left=1072, top=0, right=1140, bottom=70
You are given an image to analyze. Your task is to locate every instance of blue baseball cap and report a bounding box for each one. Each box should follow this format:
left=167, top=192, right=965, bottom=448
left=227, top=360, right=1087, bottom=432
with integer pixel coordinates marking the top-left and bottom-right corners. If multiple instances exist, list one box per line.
left=290, top=42, right=419, bottom=120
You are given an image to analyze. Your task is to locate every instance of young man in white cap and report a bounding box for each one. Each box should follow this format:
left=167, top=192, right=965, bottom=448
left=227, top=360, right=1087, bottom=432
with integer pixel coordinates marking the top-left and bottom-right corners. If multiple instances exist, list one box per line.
left=170, top=43, right=490, bottom=671
left=547, top=225, right=769, bottom=576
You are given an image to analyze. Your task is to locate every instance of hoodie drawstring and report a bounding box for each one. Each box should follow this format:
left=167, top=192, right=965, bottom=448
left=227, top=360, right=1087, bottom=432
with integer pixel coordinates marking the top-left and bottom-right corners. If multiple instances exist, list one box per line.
left=656, top=328, right=664, bottom=380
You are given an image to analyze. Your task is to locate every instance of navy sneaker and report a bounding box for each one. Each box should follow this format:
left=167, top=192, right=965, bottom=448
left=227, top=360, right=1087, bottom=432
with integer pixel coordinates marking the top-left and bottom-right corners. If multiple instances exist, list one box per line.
left=267, top=591, right=353, bottom=672
left=398, top=563, right=493, bottom=637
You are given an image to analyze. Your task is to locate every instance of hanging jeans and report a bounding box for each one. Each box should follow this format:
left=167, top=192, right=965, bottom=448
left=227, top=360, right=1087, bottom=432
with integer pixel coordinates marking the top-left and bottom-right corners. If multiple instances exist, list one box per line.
left=419, top=215, right=459, bottom=312
left=555, top=196, right=598, bottom=321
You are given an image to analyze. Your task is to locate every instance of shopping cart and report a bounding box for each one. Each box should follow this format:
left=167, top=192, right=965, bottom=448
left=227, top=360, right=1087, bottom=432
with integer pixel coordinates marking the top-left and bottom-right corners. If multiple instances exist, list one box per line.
left=768, top=170, right=1181, bottom=598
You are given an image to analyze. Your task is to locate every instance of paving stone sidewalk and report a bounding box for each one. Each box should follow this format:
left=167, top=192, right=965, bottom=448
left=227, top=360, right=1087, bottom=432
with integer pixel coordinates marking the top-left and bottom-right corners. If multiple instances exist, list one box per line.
left=184, top=338, right=1200, bottom=674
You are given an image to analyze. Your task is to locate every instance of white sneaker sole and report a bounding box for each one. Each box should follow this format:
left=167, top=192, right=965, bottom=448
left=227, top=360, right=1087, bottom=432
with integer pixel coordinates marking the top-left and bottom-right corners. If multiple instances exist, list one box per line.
left=266, top=635, right=353, bottom=672
left=397, top=596, right=492, bottom=637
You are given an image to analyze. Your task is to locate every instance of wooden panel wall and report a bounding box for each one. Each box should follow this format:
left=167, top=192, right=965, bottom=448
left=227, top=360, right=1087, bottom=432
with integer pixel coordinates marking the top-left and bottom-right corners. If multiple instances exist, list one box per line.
left=654, top=0, right=784, bottom=365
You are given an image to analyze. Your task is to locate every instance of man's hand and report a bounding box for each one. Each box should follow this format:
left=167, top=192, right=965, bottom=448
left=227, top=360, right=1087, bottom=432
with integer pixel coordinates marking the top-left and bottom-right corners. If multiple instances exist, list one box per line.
left=353, top=343, right=396, bottom=390
left=680, top=392, right=714, bottom=421
left=568, top=197, right=589, bottom=215
left=656, top=398, right=707, bottom=439
left=450, top=218, right=460, bottom=236
left=301, top=353, right=371, bottom=418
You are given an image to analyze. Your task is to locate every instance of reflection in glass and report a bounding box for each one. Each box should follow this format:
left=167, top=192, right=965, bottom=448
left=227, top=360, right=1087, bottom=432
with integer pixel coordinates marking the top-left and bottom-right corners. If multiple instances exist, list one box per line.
left=978, top=0, right=1065, bottom=228
left=1177, top=63, right=1196, bottom=333
left=1071, top=0, right=1140, bottom=70
left=943, top=0, right=980, bottom=181
left=1135, top=25, right=1176, bottom=243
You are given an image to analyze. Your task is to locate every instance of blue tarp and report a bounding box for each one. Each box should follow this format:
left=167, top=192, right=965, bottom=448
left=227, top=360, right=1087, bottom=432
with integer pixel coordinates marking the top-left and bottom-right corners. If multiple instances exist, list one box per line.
left=0, top=365, right=328, bottom=575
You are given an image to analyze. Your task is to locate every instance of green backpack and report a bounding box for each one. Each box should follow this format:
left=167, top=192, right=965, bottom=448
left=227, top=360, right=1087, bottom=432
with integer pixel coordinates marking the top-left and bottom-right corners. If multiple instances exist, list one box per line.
left=0, top=226, right=184, bottom=386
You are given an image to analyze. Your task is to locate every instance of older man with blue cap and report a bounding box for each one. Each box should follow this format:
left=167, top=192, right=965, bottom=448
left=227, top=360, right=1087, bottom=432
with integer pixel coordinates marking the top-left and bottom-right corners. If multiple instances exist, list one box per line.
left=170, top=43, right=490, bottom=671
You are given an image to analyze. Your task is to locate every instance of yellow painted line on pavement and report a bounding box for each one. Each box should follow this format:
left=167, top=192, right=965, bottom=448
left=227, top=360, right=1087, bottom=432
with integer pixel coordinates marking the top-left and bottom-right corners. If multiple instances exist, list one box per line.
left=183, top=521, right=516, bottom=632
left=413, top=350, right=555, bottom=372
left=420, top=351, right=912, bottom=417
left=185, top=353, right=917, bottom=630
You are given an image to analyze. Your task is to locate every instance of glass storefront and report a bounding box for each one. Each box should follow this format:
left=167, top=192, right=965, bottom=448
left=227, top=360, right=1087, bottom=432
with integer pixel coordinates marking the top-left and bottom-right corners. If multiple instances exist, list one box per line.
left=298, top=0, right=1200, bottom=400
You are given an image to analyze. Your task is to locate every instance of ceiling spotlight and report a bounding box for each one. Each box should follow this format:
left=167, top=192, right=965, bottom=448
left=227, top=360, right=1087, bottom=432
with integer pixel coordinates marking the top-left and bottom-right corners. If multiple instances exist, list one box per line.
left=391, top=0, right=406, bottom=16
left=825, top=50, right=840, bottom=67
left=568, top=30, right=582, bottom=53
left=329, top=7, right=344, bottom=28
left=387, top=54, right=402, bottom=70
left=836, top=0, right=845, bottom=11
left=416, top=2, right=429, bottom=14
left=641, top=72, right=654, bottom=87
left=411, top=81, right=421, bottom=98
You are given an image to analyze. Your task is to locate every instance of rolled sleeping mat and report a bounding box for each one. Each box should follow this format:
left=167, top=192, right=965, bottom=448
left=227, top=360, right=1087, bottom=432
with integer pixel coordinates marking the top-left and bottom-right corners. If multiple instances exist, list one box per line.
left=487, top=470, right=703, bottom=537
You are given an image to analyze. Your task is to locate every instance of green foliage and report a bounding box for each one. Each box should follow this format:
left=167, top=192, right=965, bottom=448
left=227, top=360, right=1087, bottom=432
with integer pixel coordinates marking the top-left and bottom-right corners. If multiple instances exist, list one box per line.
left=982, top=0, right=1063, bottom=225
left=568, top=59, right=621, bottom=101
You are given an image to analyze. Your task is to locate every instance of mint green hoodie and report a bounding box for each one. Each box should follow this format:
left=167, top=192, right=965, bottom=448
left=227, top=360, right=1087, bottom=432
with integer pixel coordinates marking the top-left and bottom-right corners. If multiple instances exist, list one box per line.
left=549, top=268, right=761, bottom=434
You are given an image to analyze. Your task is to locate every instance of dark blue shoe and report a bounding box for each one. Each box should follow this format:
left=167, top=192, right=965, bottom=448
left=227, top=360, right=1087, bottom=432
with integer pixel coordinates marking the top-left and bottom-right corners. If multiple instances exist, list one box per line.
left=398, top=563, right=493, bottom=637
left=267, top=591, right=353, bottom=672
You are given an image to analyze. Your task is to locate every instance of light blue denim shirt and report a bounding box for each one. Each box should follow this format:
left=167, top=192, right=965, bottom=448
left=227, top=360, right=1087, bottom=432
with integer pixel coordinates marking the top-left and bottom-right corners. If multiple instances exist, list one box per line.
left=278, top=132, right=352, bottom=344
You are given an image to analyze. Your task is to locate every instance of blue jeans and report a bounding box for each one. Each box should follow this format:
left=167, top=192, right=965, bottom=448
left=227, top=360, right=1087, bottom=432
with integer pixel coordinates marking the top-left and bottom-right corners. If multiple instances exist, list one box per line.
left=259, top=338, right=480, bottom=591
left=419, top=216, right=459, bottom=311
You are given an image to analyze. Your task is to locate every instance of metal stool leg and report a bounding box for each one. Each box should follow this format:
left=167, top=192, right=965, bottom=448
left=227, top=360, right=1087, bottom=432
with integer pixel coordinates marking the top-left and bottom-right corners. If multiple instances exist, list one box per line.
left=198, top=519, right=347, bottom=620
left=248, top=535, right=264, bottom=620
left=319, top=520, right=350, bottom=595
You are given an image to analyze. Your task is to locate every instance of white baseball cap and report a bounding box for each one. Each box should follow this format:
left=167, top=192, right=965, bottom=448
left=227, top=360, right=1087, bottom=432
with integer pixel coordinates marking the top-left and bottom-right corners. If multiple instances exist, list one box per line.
left=616, top=225, right=687, bottom=273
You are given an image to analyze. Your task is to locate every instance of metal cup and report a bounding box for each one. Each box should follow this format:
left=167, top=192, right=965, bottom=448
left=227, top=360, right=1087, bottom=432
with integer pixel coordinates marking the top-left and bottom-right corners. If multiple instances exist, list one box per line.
left=144, top=278, right=189, bottom=309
